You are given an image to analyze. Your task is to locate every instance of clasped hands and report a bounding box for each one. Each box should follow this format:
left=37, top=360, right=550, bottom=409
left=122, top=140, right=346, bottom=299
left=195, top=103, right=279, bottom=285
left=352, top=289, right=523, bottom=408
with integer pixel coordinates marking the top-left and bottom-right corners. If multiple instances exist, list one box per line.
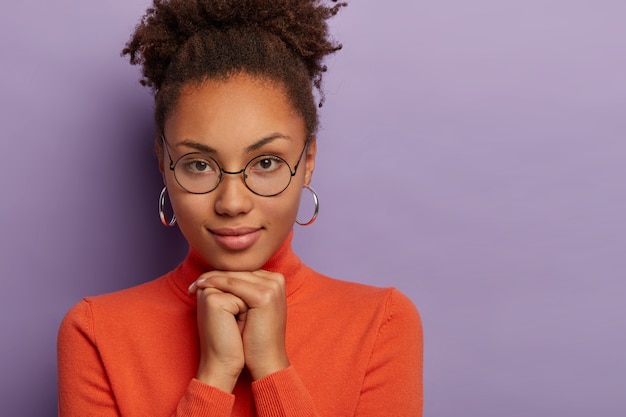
left=187, top=270, right=290, bottom=393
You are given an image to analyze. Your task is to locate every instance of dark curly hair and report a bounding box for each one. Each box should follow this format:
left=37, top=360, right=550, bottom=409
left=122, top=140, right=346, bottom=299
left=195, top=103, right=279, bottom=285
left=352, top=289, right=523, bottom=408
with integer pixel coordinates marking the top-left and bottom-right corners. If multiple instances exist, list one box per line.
left=122, top=0, right=346, bottom=148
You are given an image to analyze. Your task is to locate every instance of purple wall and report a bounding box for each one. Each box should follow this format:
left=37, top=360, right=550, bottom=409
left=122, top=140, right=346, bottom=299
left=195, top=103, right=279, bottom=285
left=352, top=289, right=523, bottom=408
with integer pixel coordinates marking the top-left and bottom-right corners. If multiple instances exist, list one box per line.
left=1, top=1, right=625, bottom=415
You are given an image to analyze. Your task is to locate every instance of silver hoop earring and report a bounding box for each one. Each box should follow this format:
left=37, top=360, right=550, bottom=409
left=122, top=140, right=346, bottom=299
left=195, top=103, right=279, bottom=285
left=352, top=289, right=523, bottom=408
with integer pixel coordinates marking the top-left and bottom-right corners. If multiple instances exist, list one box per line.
left=296, top=185, right=319, bottom=226
left=159, top=186, right=177, bottom=227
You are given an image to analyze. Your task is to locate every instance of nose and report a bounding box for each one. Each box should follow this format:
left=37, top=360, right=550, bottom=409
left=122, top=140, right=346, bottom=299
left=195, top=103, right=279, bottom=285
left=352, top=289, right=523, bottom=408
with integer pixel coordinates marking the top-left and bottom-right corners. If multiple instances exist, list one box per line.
left=213, top=171, right=253, bottom=216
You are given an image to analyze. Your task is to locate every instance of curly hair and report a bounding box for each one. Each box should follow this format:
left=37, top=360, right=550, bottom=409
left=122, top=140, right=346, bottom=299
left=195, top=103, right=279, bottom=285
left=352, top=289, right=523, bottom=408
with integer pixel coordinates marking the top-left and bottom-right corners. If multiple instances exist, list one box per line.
left=122, top=0, right=346, bottom=144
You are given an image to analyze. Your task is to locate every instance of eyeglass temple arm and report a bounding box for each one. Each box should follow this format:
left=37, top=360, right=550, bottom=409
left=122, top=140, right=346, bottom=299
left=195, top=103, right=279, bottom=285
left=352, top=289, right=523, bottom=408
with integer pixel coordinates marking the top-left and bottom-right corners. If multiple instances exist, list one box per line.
left=161, top=135, right=176, bottom=170
left=291, top=143, right=309, bottom=176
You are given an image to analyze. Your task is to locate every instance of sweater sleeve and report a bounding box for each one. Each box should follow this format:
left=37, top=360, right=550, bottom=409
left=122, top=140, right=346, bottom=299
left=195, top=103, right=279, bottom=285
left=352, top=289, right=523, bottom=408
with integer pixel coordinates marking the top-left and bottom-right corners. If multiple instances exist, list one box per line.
left=251, top=366, right=319, bottom=417
left=250, top=289, right=423, bottom=417
left=354, top=288, right=424, bottom=417
left=57, top=300, right=235, bottom=417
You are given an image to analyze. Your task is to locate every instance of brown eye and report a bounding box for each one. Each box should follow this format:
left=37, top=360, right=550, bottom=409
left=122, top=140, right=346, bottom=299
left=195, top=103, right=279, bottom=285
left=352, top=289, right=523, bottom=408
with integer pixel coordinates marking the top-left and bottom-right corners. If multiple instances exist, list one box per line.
left=191, top=161, right=208, bottom=172
left=258, top=158, right=274, bottom=170
left=179, top=155, right=218, bottom=175
left=251, top=156, right=283, bottom=173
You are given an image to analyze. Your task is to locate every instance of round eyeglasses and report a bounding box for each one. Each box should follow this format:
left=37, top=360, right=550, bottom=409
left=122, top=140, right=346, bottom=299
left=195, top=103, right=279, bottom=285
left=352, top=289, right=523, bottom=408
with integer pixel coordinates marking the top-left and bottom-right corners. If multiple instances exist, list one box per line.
left=163, top=138, right=308, bottom=197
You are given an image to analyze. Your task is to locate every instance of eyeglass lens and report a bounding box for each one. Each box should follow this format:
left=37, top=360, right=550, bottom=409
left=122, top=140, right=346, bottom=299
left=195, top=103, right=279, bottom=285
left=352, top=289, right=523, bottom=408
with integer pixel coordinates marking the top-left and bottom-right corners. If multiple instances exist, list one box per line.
left=173, top=153, right=294, bottom=196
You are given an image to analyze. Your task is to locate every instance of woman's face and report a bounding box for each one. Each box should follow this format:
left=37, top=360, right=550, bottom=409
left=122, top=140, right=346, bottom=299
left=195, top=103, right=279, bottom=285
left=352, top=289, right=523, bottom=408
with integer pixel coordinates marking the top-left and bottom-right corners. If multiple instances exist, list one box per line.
left=162, top=73, right=316, bottom=271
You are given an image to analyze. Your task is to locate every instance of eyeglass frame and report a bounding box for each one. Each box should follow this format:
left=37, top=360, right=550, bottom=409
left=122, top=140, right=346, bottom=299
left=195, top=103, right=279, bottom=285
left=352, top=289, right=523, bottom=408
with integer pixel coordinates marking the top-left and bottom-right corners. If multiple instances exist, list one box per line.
left=161, top=135, right=309, bottom=197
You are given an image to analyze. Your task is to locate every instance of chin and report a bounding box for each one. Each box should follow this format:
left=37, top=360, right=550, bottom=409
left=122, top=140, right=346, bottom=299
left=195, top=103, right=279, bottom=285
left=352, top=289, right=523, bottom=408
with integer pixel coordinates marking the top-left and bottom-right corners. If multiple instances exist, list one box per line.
left=203, top=250, right=269, bottom=272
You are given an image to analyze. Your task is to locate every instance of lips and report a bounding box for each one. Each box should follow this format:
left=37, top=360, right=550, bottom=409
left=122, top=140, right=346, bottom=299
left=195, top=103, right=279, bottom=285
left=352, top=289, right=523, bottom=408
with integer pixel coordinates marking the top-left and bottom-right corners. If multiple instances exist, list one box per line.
left=209, top=227, right=262, bottom=251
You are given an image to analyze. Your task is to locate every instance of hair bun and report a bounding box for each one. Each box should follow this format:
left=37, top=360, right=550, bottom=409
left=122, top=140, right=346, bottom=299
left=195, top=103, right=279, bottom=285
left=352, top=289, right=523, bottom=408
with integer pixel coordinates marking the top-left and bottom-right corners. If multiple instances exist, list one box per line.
left=123, top=0, right=346, bottom=92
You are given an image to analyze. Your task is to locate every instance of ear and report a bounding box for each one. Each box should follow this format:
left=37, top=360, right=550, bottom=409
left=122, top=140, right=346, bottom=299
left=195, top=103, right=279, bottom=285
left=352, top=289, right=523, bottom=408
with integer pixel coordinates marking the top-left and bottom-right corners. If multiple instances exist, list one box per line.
left=155, top=139, right=171, bottom=188
left=303, top=136, right=317, bottom=186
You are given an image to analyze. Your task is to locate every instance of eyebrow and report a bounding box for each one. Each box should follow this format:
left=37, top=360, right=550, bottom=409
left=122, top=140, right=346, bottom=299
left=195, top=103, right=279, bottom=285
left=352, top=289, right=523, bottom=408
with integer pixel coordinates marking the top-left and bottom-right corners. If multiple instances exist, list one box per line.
left=176, top=133, right=292, bottom=154
left=245, top=133, right=292, bottom=152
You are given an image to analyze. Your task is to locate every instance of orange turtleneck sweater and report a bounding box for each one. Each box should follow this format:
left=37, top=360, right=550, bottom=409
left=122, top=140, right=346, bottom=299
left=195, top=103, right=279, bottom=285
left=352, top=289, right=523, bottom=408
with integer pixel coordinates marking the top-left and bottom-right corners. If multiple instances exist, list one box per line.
left=57, top=234, right=423, bottom=416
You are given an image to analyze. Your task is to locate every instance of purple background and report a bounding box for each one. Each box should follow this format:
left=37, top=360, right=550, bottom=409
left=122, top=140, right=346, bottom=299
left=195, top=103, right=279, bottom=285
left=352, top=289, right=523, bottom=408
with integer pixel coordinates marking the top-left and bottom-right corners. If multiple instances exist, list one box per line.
left=1, top=1, right=625, bottom=415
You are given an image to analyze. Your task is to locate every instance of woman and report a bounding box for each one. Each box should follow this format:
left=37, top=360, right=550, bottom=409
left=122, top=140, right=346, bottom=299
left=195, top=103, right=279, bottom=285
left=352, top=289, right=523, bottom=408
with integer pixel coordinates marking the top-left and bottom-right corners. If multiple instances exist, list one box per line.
left=57, top=1, right=423, bottom=415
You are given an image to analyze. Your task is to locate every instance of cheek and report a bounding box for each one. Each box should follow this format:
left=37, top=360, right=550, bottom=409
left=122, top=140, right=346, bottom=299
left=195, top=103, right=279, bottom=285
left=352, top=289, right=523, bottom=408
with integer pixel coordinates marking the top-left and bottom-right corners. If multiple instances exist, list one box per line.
left=259, top=193, right=299, bottom=226
left=169, top=191, right=209, bottom=225
left=164, top=171, right=202, bottom=217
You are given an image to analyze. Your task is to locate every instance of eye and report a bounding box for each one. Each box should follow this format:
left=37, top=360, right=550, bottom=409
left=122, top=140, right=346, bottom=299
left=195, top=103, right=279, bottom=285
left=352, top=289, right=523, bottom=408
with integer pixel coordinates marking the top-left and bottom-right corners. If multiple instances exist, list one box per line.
left=190, top=160, right=209, bottom=172
left=179, top=155, right=218, bottom=175
left=251, top=156, right=284, bottom=173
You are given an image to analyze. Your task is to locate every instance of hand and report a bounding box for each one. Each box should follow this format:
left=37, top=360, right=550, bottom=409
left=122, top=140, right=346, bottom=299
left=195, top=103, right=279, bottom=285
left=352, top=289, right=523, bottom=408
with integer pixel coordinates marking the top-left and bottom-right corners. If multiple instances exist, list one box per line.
left=192, top=284, right=248, bottom=393
left=189, top=270, right=290, bottom=383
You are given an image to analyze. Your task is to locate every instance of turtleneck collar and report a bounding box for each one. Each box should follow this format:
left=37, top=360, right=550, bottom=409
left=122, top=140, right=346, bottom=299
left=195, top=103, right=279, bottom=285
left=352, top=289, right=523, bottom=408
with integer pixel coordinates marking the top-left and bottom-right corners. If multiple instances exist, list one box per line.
left=168, top=231, right=305, bottom=303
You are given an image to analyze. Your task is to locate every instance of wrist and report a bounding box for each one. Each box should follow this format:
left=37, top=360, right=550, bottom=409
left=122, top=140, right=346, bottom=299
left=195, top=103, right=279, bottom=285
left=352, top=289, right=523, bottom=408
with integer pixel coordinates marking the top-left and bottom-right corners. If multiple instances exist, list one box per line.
left=196, top=362, right=242, bottom=393
left=248, top=356, right=291, bottom=381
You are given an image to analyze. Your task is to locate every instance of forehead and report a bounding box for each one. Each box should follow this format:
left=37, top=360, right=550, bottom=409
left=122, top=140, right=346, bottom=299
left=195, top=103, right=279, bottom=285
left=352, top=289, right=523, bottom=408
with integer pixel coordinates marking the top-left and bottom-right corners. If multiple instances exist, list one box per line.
left=164, top=74, right=306, bottom=153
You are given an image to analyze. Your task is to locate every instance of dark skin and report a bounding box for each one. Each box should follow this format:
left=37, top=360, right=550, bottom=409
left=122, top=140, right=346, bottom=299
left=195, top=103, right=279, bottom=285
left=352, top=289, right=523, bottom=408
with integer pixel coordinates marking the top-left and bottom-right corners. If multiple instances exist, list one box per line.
left=190, top=269, right=289, bottom=392
left=165, top=74, right=316, bottom=393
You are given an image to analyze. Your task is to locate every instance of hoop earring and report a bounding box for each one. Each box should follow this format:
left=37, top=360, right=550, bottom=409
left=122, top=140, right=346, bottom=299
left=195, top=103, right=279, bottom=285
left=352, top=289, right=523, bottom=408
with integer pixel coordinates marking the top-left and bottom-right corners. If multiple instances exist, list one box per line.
left=296, top=185, right=319, bottom=226
left=159, top=186, right=177, bottom=227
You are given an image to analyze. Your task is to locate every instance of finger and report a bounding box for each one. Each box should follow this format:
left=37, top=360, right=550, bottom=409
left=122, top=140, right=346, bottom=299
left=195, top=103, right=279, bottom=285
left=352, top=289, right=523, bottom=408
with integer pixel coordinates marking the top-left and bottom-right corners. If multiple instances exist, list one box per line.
left=195, top=273, right=285, bottom=308
left=195, top=270, right=285, bottom=289
left=188, top=278, right=208, bottom=294
left=196, top=287, right=248, bottom=317
left=188, top=271, right=268, bottom=294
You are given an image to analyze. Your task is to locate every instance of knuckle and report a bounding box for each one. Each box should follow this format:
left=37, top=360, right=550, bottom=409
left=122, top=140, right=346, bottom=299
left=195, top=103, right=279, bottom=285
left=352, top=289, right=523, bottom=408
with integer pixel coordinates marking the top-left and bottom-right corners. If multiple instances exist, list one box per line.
left=267, top=279, right=285, bottom=295
left=226, top=276, right=239, bottom=287
left=270, top=272, right=285, bottom=284
left=198, top=288, right=221, bottom=303
left=256, top=287, right=279, bottom=305
left=200, top=293, right=229, bottom=311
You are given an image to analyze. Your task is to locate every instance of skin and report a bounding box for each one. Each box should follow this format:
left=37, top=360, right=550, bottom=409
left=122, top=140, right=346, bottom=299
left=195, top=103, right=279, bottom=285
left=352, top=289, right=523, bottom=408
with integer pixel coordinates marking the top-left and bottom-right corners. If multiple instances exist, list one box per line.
left=161, top=72, right=316, bottom=393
